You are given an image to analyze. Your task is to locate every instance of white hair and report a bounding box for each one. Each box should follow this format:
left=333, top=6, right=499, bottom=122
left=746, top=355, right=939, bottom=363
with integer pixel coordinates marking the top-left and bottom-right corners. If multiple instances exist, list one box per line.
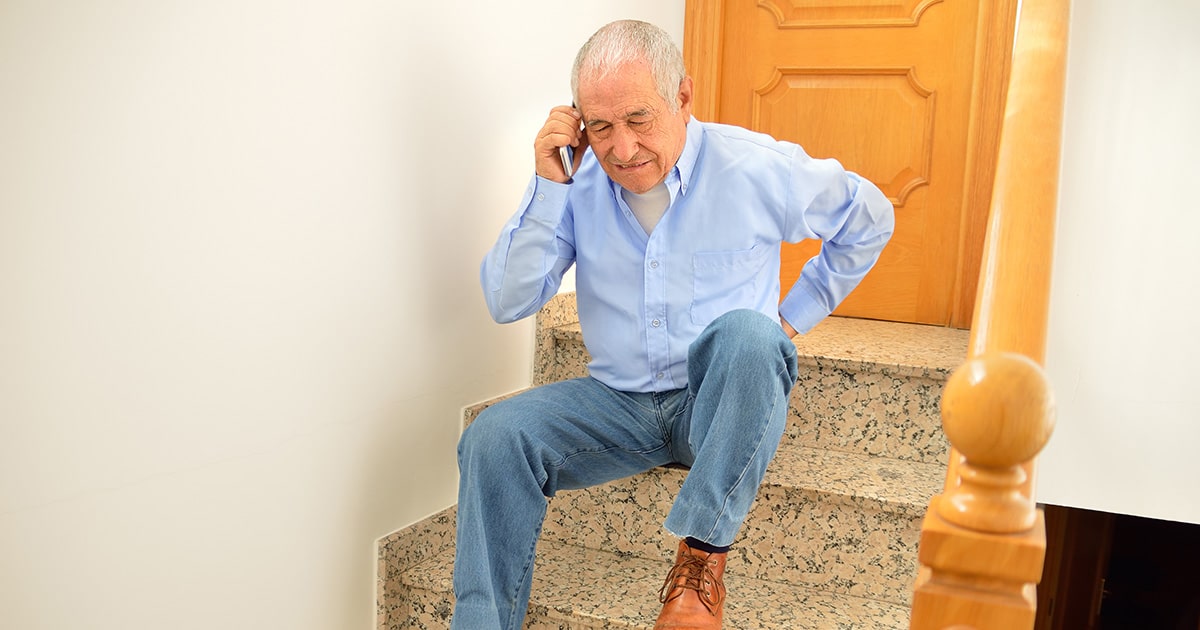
left=570, top=20, right=687, bottom=112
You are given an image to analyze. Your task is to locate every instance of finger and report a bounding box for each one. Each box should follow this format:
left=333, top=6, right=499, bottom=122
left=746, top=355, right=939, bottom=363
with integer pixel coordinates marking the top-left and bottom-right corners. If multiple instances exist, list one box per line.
left=549, top=104, right=582, bottom=121
left=548, top=105, right=581, bottom=132
left=548, top=111, right=582, bottom=137
left=537, top=130, right=580, bottom=157
left=537, top=122, right=582, bottom=155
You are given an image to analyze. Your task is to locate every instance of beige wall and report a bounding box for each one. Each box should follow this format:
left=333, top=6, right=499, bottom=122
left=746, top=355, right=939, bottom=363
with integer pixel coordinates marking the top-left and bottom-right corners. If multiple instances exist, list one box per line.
left=1040, top=1, right=1200, bottom=525
left=0, top=2, right=684, bottom=628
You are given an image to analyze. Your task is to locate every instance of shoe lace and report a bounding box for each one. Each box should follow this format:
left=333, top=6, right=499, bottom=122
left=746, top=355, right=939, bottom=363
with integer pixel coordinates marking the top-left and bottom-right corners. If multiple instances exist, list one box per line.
left=657, top=553, right=724, bottom=613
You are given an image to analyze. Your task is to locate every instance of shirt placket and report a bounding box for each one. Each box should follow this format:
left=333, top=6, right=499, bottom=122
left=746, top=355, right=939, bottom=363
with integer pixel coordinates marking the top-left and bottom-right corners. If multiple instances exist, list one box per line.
left=643, top=234, right=671, bottom=389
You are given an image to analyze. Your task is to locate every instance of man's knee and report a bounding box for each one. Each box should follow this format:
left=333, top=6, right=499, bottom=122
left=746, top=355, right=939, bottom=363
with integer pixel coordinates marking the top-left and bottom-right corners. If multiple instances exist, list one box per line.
left=707, top=308, right=780, bottom=339
left=697, top=309, right=799, bottom=380
left=457, top=403, right=518, bottom=467
left=705, top=309, right=794, bottom=354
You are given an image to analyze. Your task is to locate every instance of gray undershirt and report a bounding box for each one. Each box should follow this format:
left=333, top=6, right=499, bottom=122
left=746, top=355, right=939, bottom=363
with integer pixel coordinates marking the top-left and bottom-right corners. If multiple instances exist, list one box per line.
left=621, top=182, right=671, bottom=235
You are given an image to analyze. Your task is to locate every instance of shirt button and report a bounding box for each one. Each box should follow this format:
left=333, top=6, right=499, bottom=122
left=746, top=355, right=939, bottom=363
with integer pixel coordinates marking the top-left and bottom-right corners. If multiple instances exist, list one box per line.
left=649, top=260, right=659, bottom=269
left=656, top=372, right=665, bottom=380
left=536, top=193, right=545, bottom=201
left=651, top=319, right=661, bottom=327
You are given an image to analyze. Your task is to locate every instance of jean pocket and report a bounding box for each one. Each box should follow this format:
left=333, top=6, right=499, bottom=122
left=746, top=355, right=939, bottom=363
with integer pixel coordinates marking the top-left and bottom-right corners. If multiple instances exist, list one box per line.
left=690, top=244, right=771, bottom=326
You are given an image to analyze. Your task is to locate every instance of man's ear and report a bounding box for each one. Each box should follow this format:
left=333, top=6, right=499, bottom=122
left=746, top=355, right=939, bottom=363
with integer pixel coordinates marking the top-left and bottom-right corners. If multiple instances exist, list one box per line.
left=677, top=76, right=695, bottom=117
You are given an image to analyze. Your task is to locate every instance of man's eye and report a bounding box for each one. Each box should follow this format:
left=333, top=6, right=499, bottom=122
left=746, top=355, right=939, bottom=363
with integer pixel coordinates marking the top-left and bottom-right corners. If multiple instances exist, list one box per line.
left=589, top=124, right=613, bottom=139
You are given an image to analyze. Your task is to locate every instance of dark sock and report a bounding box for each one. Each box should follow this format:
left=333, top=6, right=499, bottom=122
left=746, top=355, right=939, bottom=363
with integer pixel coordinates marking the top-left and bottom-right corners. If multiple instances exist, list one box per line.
left=684, top=537, right=730, bottom=555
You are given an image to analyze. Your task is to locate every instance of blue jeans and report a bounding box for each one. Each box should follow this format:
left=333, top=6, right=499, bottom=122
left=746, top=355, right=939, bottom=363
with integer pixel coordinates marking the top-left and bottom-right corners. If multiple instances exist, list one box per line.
left=451, top=309, right=799, bottom=629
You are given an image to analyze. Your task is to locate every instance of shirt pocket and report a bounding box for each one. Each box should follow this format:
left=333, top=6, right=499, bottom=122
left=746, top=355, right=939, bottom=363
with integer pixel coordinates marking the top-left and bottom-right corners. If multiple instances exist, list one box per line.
left=690, top=244, right=771, bottom=327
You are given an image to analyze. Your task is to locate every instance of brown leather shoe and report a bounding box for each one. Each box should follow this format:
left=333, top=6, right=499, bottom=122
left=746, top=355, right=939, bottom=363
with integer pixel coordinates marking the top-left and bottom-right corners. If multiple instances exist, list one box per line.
left=654, top=539, right=727, bottom=629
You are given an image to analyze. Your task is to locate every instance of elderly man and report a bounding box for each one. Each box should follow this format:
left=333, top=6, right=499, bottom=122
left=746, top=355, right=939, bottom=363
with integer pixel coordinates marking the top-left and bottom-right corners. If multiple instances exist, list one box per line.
left=454, top=19, right=893, bottom=630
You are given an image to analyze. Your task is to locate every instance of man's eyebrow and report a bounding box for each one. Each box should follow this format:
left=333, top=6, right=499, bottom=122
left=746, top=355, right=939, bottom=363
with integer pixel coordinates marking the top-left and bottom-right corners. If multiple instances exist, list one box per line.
left=585, top=108, right=654, bottom=127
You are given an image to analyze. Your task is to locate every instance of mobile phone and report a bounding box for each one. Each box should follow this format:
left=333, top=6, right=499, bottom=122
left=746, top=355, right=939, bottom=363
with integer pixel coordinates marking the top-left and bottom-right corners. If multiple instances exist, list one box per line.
left=559, top=145, right=574, bottom=179
left=559, top=102, right=580, bottom=179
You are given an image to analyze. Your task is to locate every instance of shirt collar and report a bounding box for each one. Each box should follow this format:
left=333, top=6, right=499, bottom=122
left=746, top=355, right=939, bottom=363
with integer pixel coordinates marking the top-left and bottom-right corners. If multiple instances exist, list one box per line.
left=674, top=116, right=703, bottom=197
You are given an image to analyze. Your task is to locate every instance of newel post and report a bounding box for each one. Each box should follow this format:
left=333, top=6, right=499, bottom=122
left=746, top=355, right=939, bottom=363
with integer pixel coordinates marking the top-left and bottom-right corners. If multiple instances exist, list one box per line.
left=910, top=353, right=1056, bottom=630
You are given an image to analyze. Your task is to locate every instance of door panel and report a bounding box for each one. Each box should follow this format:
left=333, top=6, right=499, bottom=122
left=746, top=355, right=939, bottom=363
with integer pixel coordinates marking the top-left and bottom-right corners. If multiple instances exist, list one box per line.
left=684, top=0, right=1016, bottom=327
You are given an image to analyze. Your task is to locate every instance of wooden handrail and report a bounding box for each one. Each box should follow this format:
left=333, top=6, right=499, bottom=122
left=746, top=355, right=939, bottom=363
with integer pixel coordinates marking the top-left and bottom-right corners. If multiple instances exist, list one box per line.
left=965, top=4, right=1069, bottom=366
left=910, top=0, right=1070, bottom=629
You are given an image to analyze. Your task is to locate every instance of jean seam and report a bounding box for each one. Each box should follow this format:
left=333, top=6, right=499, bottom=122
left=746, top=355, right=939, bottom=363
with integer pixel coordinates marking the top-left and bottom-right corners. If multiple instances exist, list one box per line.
left=669, top=393, right=696, bottom=465
left=503, top=519, right=543, bottom=630
left=628, top=395, right=657, bottom=416
left=701, top=362, right=789, bottom=543
left=552, top=440, right=670, bottom=472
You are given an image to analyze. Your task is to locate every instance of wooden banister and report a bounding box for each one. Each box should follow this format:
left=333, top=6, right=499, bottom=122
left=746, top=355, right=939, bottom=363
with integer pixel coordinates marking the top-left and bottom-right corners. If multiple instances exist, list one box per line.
left=910, top=0, right=1071, bottom=629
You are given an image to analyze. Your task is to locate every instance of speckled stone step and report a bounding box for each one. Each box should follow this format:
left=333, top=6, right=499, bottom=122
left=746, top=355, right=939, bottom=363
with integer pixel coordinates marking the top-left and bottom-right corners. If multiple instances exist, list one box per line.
left=531, top=294, right=968, bottom=466
left=381, top=512, right=910, bottom=630
left=541, top=445, right=943, bottom=606
left=377, top=294, right=969, bottom=629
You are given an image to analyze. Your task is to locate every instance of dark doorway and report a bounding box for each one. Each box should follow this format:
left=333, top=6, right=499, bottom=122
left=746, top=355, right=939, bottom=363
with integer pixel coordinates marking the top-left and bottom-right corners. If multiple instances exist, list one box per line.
left=1037, top=505, right=1200, bottom=630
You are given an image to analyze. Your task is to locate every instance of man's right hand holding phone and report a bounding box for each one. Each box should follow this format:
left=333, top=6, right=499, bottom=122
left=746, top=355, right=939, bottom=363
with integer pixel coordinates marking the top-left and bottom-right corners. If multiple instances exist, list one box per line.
left=534, top=105, right=587, bottom=184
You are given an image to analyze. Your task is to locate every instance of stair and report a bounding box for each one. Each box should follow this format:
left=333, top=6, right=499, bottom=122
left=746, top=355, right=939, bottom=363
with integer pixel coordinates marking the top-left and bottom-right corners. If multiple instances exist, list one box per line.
left=378, top=293, right=969, bottom=629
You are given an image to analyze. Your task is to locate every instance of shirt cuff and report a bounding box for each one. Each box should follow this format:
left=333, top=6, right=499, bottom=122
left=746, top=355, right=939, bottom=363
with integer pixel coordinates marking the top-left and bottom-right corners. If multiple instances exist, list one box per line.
left=779, top=277, right=833, bottom=335
left=522, top=175, right=572, bottom=224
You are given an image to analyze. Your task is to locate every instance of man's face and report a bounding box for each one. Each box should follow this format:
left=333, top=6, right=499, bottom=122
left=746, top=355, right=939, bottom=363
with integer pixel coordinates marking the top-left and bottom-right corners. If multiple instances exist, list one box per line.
left=576, top=61, right=693, bottom=194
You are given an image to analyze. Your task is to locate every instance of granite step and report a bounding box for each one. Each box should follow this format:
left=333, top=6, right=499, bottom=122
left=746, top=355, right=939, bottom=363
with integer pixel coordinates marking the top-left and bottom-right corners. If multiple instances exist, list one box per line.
left=377, top=294, right=969, bottom=628
left=531, top=295, right=967, bottom=467
left=540, top=444, right=943, bottom=606
left=376, top=444, right=940, bottom=626
left=386, top=517, right=910, bottom=630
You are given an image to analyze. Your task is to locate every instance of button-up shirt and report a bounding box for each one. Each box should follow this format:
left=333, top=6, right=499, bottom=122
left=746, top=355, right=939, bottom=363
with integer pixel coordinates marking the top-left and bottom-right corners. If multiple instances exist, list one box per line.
left=481, top=118, right=894, bottom=393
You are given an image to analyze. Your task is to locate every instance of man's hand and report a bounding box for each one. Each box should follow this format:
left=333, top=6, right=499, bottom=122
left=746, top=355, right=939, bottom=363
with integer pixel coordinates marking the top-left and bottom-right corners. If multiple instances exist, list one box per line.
left=535, top=105, right=587, bottom=183
left=781, top=319, right=797, bottom=339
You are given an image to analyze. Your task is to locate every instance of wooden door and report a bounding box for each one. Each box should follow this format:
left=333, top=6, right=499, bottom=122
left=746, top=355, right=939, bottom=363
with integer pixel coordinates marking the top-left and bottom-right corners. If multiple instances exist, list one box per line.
left=684, top=0, right=1017, bottom=327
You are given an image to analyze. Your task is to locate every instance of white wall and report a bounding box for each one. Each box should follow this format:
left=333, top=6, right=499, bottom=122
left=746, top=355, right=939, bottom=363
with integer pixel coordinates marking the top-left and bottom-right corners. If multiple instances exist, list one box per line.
left=1039, top=1, right=1200, bottom=525
left=0, top=2, right=683, bottom=629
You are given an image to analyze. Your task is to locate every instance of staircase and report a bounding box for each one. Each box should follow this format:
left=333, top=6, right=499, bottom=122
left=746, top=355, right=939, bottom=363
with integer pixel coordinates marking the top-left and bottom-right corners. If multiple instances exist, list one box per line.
left=378, top=293, right=969, bottom=629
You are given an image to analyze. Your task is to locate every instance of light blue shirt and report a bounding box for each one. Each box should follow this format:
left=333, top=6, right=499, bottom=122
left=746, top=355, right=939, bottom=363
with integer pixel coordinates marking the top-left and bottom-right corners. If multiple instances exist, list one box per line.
left=482, top=119, right=894, bottom=393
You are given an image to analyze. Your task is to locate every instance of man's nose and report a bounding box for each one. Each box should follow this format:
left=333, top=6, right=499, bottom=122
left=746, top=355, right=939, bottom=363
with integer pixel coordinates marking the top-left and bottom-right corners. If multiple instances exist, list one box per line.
left=610, top=125, right=639, bottom=162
